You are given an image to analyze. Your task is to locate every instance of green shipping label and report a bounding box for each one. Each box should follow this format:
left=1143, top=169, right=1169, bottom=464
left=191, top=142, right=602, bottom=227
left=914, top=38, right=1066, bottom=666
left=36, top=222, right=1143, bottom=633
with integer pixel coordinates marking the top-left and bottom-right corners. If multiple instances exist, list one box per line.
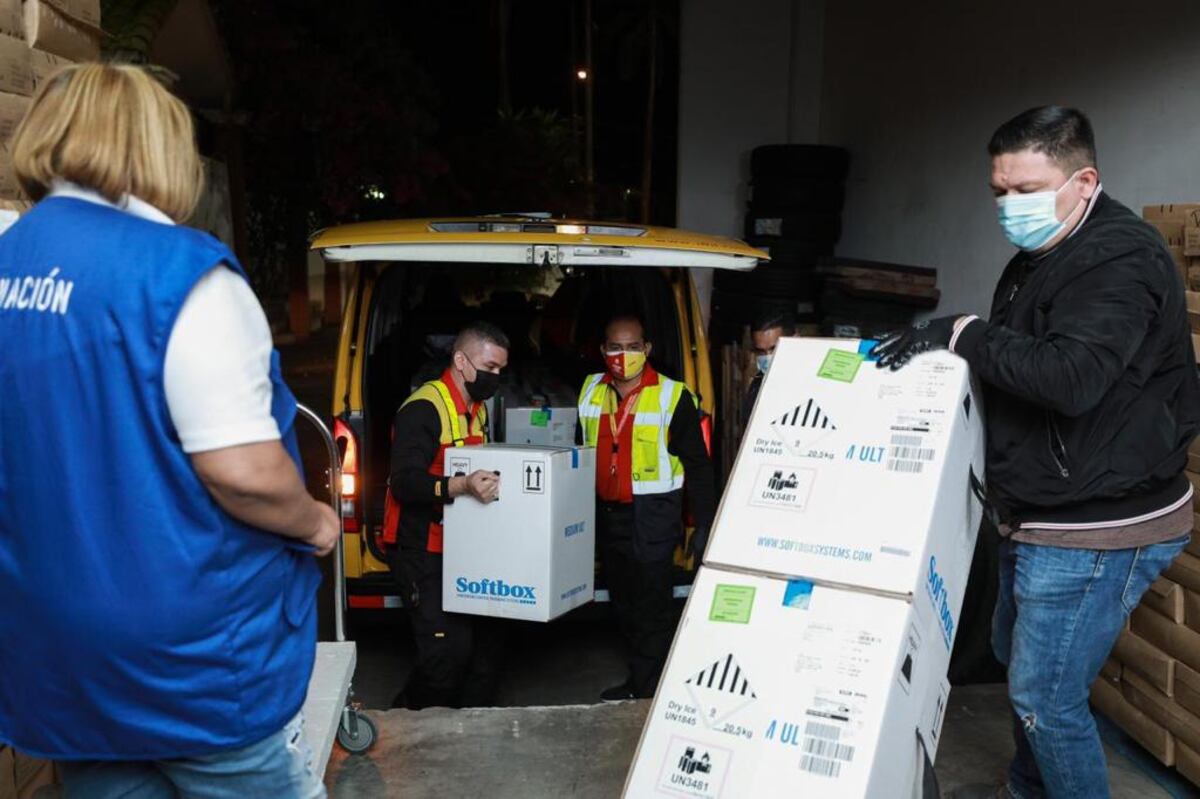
left=817, top=348, right=865, bottom=382
left=709, top=584, right=756, bottom=624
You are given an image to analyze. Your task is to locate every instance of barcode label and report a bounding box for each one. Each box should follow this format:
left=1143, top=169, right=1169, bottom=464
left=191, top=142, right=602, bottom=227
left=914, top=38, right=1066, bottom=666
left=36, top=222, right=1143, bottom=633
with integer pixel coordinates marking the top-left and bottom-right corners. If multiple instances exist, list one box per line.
left=889, top=446, right=935, bottom=461
left=890, top=435, right=924, bottom=447
left=803, top=737, right=856, bottom=762
left=800, top=755, right=842, bottom=778
left=804, top=721, right=842, bottom=741
left=887, top=459, right=925, bottom=474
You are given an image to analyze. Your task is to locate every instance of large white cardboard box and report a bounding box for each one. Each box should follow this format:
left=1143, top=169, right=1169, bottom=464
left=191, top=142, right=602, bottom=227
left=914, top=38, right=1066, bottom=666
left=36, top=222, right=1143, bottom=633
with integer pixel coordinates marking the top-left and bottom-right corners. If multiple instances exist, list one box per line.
left=706, top=340, right=984, bottom=633
left=504, top=406, right=578, bottom=447
left=443, top=444, right=596, bottom=622
left=623, top=566, right=951, bottom=798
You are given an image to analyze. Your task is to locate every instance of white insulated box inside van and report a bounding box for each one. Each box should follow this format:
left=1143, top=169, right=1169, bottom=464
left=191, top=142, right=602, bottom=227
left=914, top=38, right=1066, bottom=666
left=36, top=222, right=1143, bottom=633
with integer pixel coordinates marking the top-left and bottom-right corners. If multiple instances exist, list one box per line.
left=623, top=566, right=951, bottom=798
left=705, top=339, right=985, bottom=636
left=442, top=444, right=596, bottom=622
left=504, top=406, right=578, bottom=447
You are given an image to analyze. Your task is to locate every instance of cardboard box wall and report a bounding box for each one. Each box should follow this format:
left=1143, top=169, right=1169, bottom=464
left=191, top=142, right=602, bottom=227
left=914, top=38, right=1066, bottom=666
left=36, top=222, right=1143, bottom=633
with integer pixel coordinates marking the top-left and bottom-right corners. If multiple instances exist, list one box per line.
left=25, top=0, right=101, bottom=62
left=1113, top=630, right=1175, bottom=696
left=1179, top=742, right=1200, bottom=789
left=30, top=48, right=72, bottom=90
left=0, top=33, right=29, bottom=96
left=0, top=0, right=19, bottom=39
left=1092, top=675, right=1175, bottom=766
left=442, top=444, right=595, bottom=622
left=1141, top=578, right=1185, bottom=624
left=623, top=567, right=951, bottom=798
left=1121, top=670, right=1200, bottom=756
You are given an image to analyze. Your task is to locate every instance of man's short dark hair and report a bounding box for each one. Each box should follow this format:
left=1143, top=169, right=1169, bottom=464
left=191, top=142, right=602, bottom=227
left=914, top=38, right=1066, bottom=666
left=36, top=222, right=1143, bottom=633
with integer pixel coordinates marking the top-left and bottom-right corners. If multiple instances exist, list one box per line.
left=604, top=312, right=647, bottom=341
left=751, top=307, right=796, bottom=336
left=988, top=106, right=1097, bottom=173
left=454, top=321, right=510, bottom=353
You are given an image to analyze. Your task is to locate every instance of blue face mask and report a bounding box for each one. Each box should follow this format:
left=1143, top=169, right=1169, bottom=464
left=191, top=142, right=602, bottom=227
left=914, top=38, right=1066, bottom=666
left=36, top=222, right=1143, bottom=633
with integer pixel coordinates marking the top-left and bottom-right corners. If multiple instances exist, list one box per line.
left=995, top=170, right=1082, bottom=251
left=756, top=354, right=772, bottom=374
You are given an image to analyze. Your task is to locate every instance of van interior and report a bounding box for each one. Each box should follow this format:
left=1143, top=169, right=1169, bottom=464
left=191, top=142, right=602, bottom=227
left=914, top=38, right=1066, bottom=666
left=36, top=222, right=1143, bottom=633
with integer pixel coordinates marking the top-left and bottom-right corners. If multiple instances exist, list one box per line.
left=358, top=262, right=691, bottom=567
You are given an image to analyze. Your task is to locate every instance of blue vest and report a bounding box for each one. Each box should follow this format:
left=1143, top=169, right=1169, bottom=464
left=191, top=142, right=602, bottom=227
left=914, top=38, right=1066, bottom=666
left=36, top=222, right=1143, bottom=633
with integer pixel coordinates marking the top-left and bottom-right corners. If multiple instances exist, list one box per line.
left=0, top=197, right=322, bottom=759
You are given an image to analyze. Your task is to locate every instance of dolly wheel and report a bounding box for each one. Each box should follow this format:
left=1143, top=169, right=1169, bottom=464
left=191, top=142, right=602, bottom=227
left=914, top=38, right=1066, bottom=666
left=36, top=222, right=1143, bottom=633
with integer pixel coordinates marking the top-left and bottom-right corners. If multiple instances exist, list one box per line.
left=337, top=712, right=376, bottom=754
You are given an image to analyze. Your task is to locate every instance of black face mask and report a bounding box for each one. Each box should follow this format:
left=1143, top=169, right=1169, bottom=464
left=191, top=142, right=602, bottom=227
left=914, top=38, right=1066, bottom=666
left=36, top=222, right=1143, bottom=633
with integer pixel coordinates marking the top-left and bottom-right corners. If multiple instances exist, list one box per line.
left=462, top=355, right=501, bottom=402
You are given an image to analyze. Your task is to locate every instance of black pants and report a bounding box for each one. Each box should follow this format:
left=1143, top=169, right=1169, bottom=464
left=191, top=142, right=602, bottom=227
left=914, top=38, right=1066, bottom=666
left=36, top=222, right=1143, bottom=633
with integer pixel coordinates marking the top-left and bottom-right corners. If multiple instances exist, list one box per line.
left=391, top=548, right=507, bottom=709
left=597, top=500, right=678, bottom=697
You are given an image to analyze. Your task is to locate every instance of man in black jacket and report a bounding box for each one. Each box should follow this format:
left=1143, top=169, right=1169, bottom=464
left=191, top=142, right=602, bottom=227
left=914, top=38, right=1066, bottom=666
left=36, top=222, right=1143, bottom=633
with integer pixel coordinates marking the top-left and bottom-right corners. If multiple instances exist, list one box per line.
left=874, top=106, right=1200, bottom=798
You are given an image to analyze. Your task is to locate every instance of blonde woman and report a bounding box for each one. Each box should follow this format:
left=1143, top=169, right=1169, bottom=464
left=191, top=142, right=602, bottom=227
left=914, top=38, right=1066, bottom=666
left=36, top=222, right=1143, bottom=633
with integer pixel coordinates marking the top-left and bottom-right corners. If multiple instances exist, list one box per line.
left=0, top=64, right=337, bottom=797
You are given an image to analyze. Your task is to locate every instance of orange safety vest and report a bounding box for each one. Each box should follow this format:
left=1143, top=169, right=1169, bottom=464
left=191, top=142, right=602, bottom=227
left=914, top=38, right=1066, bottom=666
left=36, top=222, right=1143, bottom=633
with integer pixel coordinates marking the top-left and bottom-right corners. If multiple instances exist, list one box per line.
left=382, top=373, right=488, bottom=553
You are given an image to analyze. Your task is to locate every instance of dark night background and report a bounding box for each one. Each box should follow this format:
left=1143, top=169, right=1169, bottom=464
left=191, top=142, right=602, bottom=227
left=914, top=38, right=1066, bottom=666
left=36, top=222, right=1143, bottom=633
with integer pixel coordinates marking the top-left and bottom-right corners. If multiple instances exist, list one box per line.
left=196, top=1, right=680, bottom=307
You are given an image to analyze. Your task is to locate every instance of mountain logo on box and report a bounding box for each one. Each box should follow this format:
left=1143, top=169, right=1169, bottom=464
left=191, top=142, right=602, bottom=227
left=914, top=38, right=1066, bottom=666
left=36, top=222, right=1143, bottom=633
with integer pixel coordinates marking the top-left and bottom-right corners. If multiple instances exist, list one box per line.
left=686, top=653, right=757, bottom=728
left=657, top=736, right=731, bottom=799
left=454, top=577, right=537, bottom=605
left=766, top=470, right=799, bottom=491
left=678, top=746, right=712, bottom=776
left=769, top=398, right=838, bottom=457
left=750, top=464, right=816, bottom=512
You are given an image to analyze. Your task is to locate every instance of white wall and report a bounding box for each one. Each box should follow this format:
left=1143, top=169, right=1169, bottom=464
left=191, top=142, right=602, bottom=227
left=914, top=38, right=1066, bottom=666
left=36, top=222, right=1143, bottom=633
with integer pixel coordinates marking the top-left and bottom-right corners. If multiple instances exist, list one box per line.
left=676, top=0, right=806, bottom=322
left=677, top=0, right=1200, bottom=320
left=821, top=0, right=1200, bottom=316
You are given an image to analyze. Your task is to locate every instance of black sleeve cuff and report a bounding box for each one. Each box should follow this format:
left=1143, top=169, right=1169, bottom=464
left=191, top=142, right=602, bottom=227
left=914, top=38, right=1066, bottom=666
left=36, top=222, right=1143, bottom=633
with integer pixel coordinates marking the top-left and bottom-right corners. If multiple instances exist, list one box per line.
left=950, top=316, right=987, bottom=363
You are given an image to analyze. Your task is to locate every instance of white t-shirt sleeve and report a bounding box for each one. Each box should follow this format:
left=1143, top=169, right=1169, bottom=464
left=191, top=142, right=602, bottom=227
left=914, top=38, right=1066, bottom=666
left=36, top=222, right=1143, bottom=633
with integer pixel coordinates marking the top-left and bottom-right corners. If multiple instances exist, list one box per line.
left=164, top=265, right=281, bottom=453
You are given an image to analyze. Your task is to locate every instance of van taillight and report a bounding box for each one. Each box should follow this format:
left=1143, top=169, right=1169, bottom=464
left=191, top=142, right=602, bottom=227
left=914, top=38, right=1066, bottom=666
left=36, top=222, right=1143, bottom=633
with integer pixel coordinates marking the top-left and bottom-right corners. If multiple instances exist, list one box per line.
left=334, top=418, right=361, bottom=532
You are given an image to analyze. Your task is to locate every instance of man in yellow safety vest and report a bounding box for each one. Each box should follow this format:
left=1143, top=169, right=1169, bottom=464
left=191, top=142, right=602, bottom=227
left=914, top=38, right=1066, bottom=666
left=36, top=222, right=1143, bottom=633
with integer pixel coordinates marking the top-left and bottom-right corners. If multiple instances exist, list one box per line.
left=386, top=322, right=509, bottom=709
left=578, top=314, right=716, bottom=701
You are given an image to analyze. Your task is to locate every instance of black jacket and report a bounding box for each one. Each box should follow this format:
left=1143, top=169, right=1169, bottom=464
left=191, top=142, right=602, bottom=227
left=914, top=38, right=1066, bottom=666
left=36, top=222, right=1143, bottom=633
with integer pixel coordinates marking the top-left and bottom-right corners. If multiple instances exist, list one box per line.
left=955, top=191, right=1200, bottom=527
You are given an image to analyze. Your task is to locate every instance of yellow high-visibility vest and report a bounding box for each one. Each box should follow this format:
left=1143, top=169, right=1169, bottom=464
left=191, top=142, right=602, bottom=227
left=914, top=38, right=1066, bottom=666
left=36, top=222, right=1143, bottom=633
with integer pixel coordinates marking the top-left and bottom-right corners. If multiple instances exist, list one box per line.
left=578, top=372, right=686, bottom=494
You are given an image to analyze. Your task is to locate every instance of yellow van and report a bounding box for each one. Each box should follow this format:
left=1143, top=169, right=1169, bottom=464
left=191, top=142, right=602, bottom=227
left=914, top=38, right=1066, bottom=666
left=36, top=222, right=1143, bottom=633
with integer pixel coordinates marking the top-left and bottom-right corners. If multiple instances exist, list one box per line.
left=310, top=216, right=766, bottom=609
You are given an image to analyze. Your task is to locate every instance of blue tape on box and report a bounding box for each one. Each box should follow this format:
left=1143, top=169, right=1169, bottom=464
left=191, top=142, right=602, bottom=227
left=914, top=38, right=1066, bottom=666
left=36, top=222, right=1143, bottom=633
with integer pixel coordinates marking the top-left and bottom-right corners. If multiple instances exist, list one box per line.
left=858, top=339, right=880, bottom=362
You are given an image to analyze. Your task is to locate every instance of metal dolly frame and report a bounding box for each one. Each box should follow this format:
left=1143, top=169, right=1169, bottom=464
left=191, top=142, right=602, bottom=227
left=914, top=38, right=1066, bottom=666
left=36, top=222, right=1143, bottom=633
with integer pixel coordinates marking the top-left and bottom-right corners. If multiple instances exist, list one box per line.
left=295, top=404, right=377, bottom=768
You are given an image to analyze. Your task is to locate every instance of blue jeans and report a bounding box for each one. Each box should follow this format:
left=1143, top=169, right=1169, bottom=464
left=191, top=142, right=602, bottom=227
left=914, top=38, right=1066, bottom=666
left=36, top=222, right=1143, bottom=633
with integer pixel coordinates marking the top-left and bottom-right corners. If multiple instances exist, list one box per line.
left=992, top=534, right=1188, bottom=799
left=57, top=712, right=325, bottom=799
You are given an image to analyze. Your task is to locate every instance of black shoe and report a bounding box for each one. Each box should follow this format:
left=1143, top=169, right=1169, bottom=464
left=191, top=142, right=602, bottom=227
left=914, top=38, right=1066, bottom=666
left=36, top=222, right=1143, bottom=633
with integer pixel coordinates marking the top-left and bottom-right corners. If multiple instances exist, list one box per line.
left=600, top=681, right=636, bottom=702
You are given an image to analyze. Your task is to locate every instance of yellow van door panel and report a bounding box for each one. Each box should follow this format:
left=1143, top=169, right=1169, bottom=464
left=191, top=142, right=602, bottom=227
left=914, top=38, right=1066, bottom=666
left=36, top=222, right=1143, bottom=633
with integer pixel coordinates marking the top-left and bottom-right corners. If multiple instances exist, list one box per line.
left=687, top=271, right=715, bottom=418
left=342, top=532, right=363, bottom=577
left=331, top=263, right=364, bottom=417
left=669, top=271, right=698, bottom=392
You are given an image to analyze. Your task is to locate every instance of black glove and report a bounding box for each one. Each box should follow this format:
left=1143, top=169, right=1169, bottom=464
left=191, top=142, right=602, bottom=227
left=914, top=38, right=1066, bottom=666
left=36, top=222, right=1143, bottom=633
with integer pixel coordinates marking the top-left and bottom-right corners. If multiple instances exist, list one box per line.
left=869, top=315, right=961, bottom=371
left=686, top=525, right=710, bottom=565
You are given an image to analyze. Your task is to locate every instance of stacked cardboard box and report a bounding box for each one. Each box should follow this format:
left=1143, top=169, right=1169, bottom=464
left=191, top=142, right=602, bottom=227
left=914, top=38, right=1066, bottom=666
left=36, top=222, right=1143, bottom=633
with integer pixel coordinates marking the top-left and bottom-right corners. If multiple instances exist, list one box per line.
left=1091, top=463, right=1200, bottom=786
left=1144, top=204, right=1200, bottom=296
left=623, top=339, right=985, bottom=797
left=0, top=0, right=100, bottom=206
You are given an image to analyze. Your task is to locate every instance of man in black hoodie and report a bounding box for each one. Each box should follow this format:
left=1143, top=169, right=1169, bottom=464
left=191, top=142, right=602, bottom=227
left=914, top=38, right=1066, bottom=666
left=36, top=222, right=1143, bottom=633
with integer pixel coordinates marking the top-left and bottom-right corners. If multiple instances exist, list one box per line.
left=874, top=106, right=1200, bottom=798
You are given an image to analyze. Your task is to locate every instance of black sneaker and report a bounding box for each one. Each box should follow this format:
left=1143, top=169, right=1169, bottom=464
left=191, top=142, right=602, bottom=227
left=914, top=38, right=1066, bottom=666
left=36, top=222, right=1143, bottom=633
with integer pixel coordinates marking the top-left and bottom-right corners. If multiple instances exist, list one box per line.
left=600, top=681, right=636, bottom=702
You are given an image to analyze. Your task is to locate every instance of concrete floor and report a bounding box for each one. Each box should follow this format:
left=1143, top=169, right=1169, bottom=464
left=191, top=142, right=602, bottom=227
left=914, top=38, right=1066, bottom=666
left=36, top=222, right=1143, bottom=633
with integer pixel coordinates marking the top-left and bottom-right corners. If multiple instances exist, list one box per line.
left=323, top=684, right=1175, bottom=797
